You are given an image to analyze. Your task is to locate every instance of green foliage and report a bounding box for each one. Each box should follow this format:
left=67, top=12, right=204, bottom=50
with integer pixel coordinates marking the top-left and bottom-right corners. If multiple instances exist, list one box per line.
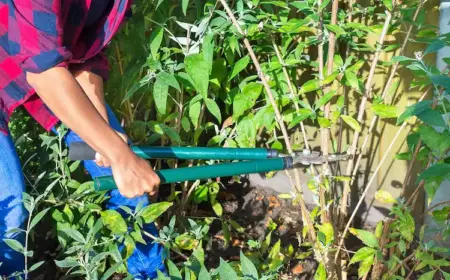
left=5, top=0, right=450, bottom=279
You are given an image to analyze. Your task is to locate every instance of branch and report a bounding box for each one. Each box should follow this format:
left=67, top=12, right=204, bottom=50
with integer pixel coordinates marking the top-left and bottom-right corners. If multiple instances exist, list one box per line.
left=350, top=0, right=427, bottom=190
left=340, top=10, right=393, bottom=219
left=335, top=102, right=406, bottom=261
left=271, top=39, right=309, bottom=150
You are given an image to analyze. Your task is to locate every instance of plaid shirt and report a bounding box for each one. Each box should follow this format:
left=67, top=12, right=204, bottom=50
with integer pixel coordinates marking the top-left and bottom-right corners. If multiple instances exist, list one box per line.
left=0, top=0, right=132, bottom=135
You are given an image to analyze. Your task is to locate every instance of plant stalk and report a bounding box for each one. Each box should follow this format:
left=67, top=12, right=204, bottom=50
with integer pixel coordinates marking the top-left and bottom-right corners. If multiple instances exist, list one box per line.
left=219, top=0, right=316, bottom=241
left=350, top=1, right=427, bottom=187
left=335, top=103, right=405, bottom=260
left=339, top=10, right=393, bottom=220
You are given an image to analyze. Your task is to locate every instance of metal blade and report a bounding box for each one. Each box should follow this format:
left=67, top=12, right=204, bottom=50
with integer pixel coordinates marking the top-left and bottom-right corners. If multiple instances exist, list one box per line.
left=292, top=150, right=351, bottom=165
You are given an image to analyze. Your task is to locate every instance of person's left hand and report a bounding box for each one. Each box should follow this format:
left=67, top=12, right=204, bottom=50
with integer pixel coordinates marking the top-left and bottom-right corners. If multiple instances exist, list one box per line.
left=95, top=131, right=128, bottom=167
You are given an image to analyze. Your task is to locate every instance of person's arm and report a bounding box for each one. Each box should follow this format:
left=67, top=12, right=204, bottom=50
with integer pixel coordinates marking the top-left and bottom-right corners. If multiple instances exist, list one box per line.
left=27, top=68, right=160, bottom=198
left=71, top=68, right=127, bottom=167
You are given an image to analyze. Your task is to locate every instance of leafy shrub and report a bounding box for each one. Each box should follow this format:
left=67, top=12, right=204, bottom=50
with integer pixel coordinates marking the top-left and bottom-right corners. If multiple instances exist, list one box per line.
left=5, top=0, right=450, bottom=279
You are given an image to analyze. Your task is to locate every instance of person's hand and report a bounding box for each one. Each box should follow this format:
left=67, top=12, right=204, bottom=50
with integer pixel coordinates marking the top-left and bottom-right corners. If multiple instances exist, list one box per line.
left=95, top=131, right=128, bottom=168
left=110, top=150, right=161, bottom=198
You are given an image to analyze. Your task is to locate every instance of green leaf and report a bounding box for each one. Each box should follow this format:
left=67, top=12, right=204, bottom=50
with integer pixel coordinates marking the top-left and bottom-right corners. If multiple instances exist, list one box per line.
left=371, top=104, right=398, bottom=119
left=157, top=270, right=170, bottom=280
left=55, top=258, right=79, bottom=268
left=349, top=228, right=379, bottom=248
left=442, top=271, right=450, bottom=280
left=375, top=190, right=396, bottom=203
left=418, top=270, right=436, bottom=280
left=193, top=185, right=209, bottom=203
left=218, top=258, right=238, bottom=279
left=29, top=261, right=45, bottom=272
left=291, top=1, right=310, bottom=11
left=358, top=254, right=374, bottom=278
left=322, top=73, right=339, bottom=85
left=392, top=56, right=415, bottom=62
left=181, top=116, right=191, bottom=132
left=229, top=56, right=250, bottom=81
left=397, top=100, right=432, bottom=124
left=315, top=91, right=335, bottom=109
left=341, top=115, right=361, bottom=132
left=160, top=124, right=183, bottom=144
left=345, top=70, right=359, bottom=89
left=375, top=222, right=383, bottom=239
left=154, top=77, right=169, bottom=115
left=182, top=0, right=190, bottom=15
left=418, top=164, right=450, bottom=182
left=417, top=109, right=446, bottom=127
left=65, top=228, right=86, bottom=244
left=314, top=263, right=326, bottom=280
left=189, top=100, right=202, bottom=128
left=101, top=210, right=128, bottom=235
left=419, top=126, right=450, bottom=153
left=140, top=202, right=173, bottom=224
left=240, top=251, right=259, bottom=279
left=205, top=98, right=222, bottom=123
left=150, top=27, right=164, bottom=58
left=233, top=82, right=263, bottom=120
left=101, top=263, right=124, bottom=280
left=229, top=220, right=245, bottom=233
left=185, top=54, right=209, bottom=97
left=268, top=239, right=281, bottom=260
left=124, top=235, right=136, bottom=259
left=167, top=259, right=182, bottom=280
left=425, top=40, right=446, bottom=56
left=383, top=0, right=393, bottom=10
left=91, top=252, right=111, bottom=264
left=430, top=74, right=450, bottom=89
left=29, top=208, right=50, bottom=231
left=157, top=72, right=181, bottom=92
left=203, top=34, right=215, bottom=73
left=349, top=247, right=376, bottom=264
left=198, top=265, right=211, bottom=280
left=318, top=117, right=331, bottom=128
left=236, top=114, right=256, bottom=147
left=175, top=233, right=198, bottom=250
left=318, top=0, right=331, bottom=11
left=300, top=79, right=320, bottom=94
left=317, top=222, right=334, bottom=245
left=325, top=24, right=345, bottom=37
left=288, top=109, right=313, bottom=129
left=222, top=222, right=231, bottom=249
left=4, top=239, right=24, bottom=253
left=212, top=201, right=223, bottom=217
left=211, top=58, right=227, bottom=85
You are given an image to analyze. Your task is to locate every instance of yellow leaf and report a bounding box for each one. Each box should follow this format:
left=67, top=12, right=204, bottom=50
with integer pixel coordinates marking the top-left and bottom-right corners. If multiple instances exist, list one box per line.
left=375, top=190, right=396, bottom=204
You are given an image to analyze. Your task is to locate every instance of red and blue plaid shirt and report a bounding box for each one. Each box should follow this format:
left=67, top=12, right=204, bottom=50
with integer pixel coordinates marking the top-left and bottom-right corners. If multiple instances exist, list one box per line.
left=0, top=0, right=132, bottom=135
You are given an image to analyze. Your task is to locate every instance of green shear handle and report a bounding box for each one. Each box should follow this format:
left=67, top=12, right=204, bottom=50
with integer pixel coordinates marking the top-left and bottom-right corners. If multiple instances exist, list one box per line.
left=69, top=142, right=348, bottom=191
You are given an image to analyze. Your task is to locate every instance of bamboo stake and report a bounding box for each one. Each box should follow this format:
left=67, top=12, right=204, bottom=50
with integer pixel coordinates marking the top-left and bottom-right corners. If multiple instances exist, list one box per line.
left=218, top=0, right=316, bottom=240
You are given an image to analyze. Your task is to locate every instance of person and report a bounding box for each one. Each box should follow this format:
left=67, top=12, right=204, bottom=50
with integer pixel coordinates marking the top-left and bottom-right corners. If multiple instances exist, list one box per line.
left=0, top=0, right=165, bottom=278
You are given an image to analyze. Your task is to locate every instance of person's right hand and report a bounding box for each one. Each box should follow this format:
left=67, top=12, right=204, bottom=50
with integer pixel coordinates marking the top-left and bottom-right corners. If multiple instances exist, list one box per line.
left=110, top=151, right=161, bottom=198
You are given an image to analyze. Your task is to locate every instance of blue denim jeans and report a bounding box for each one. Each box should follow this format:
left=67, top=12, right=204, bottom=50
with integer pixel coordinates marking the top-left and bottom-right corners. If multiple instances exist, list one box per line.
left=0, top=105, right=166, bottom=279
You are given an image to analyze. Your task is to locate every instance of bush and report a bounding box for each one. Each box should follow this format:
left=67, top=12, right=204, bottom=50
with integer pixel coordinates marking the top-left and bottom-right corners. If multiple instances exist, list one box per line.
left=5, top=0, right=450, bottom=279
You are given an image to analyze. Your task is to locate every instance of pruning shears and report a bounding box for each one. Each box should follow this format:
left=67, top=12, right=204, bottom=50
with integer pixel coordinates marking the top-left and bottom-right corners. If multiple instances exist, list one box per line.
left=69, top=143, right=350, bottom=191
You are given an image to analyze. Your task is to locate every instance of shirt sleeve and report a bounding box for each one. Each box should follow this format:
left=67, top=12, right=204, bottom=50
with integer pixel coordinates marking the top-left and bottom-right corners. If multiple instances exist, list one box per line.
left=11, top=0, right=72, bottom=73
left=69, top=51, right=110, bottom=81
